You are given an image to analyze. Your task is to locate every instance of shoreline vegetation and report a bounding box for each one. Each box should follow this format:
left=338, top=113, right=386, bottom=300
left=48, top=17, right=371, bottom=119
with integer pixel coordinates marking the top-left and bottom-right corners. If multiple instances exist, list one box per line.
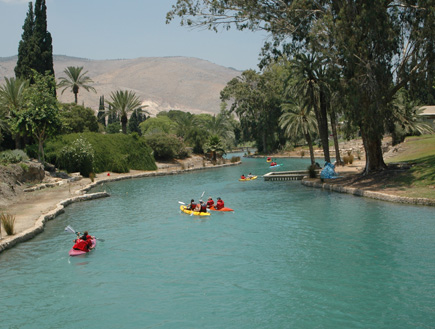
left=1, top=135, right=434, bottom=254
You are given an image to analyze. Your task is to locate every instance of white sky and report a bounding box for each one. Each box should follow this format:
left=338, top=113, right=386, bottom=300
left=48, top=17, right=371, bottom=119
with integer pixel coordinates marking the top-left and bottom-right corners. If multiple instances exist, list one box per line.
left=0, top=0, right=269, bottom=71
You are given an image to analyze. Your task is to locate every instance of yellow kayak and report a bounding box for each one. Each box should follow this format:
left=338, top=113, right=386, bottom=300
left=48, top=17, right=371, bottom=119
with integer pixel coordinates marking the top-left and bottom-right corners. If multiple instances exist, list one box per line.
left=239, top=176, right=258, bottom=181
left=180, top=205, right=210, bottom=216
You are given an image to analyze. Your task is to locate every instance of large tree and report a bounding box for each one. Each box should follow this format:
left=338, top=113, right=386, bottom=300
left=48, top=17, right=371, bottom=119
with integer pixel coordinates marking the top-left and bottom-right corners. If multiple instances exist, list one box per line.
left=57, top=66, right=97, bottom=104
left=167, top=0, right=435, bottom=174
left=12, top=71, right=61, bottom=162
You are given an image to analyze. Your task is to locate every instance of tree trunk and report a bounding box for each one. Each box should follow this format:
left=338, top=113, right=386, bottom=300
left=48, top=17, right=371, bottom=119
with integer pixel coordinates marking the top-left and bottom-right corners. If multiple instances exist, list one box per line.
left=262, top=131, right=267, bottom=153
left=305, top=133, right=315, bottom=165
left=329, top=107, right=342, bottom=165
left=121, top=114, right=128, bottom=134
left=319, top=90, right=331, bottom=163
left=361, top=129, right=386, bottom=174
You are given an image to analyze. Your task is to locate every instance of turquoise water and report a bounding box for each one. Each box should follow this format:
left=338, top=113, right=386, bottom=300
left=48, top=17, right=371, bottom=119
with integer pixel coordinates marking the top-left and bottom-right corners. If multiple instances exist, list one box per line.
left=1, top=156, right=434, bottom=328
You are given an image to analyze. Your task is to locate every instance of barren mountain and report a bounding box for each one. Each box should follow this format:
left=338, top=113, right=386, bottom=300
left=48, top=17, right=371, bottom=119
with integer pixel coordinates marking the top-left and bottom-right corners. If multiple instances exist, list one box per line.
left=0, top=55, right=241, bottom=116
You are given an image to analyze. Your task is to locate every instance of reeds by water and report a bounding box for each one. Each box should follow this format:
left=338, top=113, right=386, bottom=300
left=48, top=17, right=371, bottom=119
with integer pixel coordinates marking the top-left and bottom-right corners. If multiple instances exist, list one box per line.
left=1, top=213, right=16, bottom=236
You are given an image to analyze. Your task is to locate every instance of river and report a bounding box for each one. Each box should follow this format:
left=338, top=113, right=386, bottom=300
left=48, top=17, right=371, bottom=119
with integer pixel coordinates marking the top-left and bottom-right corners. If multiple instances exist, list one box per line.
left=0, top=155, right=434, bottom=328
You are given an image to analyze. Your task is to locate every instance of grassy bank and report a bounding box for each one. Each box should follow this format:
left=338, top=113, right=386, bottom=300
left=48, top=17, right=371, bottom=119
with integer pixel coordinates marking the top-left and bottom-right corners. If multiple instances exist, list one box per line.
left=385, top=135, right=435, bottom=199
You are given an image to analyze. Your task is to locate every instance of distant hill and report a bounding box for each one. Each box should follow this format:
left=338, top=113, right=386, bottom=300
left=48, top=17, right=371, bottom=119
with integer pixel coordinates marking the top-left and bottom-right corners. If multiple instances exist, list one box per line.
left=0, top=55, right=241, bottom=116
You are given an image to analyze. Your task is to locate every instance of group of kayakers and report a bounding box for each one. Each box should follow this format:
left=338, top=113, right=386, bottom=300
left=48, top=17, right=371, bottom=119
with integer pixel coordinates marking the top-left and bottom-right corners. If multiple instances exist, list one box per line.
left=240, top=173, right=255, bottom=179
left=187, top=197, right=225, bottom=212
left=72, top=231, right=95, bottom=253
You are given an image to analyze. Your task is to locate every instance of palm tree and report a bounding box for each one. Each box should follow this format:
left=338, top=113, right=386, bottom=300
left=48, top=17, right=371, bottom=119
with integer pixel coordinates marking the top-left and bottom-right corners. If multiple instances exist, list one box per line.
left=279, top=99, right=318, bottom=165
left=291, top=53, right=331, bottom=162
left=58, top=66, right=97, bottom=104
left=204, top=135, right=226, bottom=162
left=0, top=77, right=28, bottom=148
left=106, top=90, right=143, bottom=134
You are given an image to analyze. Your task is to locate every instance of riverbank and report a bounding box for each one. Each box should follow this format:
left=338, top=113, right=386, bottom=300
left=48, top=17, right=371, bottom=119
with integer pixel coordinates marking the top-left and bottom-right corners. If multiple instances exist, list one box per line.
left=0, top=156, right=240, bottom=254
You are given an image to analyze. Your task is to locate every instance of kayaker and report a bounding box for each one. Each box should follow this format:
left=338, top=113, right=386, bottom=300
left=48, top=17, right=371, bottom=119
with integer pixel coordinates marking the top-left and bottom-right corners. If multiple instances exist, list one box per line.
left=241, top=174, right=246, bottom=179
left=216, top=197, right=224, bottom=210
left=247, top=173, right=253, bottom=178
left=187, top=199, right=196, bottom=210
left=206, top=197, right=214, bottom=208
left=73, top=232, right=94, bottom=252
left=199, top=200, right=207, bottom=213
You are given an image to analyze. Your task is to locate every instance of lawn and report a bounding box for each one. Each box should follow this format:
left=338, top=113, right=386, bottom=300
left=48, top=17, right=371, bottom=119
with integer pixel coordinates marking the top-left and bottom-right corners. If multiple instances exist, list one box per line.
left=385, top=135, right=435, bottom=199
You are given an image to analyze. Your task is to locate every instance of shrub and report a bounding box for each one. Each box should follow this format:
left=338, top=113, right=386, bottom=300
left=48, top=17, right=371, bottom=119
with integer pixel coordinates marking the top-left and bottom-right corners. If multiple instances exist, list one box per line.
left=58, top=137, right=95, bottom=177
left=35, top=132, right=156, bottom=174
left=230, top=156, right=241, bottom=163
left=300, top=150, right=305, bottom=157
left=1, top=213, right=16, bottom=236
left=144, top=133, right=187, bottom=160
left=0, top=149, right=29, bottom=164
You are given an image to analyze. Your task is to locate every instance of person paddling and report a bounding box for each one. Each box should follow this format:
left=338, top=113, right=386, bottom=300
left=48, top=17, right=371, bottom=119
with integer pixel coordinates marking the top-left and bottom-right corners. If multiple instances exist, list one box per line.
left=187, top=199, right=196, bottom=210
left=73, top=231, right=94, bottom=252
left=216, top=197, right=224, bottom=210
left=206, top=197, right=214, bottom=209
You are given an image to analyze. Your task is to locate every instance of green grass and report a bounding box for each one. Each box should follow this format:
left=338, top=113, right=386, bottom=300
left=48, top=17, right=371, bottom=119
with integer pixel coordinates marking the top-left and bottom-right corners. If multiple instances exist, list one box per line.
left=385, top=135, right=435, bottom=199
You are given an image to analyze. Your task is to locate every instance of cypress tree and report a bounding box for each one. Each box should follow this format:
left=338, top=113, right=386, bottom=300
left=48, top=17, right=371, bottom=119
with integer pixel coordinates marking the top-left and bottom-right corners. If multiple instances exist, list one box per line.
left=34, top=0, right=54, bottom=76
left=15, top=0, right=54, bottom=81
left=97, top=95, right=106, bottom=126
left=15, top=2, right=36, bottom=80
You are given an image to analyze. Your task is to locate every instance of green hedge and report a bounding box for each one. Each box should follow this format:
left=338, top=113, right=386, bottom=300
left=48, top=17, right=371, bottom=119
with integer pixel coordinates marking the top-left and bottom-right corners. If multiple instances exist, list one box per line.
left=28, top=132, right=157, bottom=174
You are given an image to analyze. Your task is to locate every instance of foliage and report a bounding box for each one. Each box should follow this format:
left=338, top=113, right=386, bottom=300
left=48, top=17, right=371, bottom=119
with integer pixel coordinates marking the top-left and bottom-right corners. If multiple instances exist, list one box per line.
left=144, top=132, right=187, bottom=160
left=57, top=66, right=97, bottom=104
left=12, top=71, right=61, bottom=162
left=127, top=108, right=147, bottom=135
left=230, top=156, right=240, bottom=163
left=106, top=90, right=145, bottom=134
left=220, top=68, right=283, bottom=153
left=140, top=116, right=178, bottom=136
left=106, top=122, right=122, bottom=134
left=0, top=149, right=29, bottom=165
left=59, top=103, right=99, bottom=134
left=31, top=132, right=156, bottom=173
left=0, top=77, right=29, bottom=149
left=388, top=89, right=434, bottom=145
left=97, top=95, right=106, bottom=126
left=15, top=0, right=54, bottom=80
left=58, top=137, right=95, bottom=177
left=168, top=0, right=435, bottom=174
left=203, top=135, right=226, bottom=162
left=1, top=213, right=16, bottom=236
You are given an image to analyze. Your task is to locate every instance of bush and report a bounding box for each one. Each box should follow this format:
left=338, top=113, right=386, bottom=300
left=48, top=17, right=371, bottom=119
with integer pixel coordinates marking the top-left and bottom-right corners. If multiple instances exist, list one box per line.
left=1, top=213, right=15, bottom=236
left=0, top=149, right=29, bottom=164
left=35, top=133, right=156, bottom=174
left=230, top=156, right=241, bottom=163
left=58, top=137, right=95, bottom=177
left=144, top=133, right=187, bottom=160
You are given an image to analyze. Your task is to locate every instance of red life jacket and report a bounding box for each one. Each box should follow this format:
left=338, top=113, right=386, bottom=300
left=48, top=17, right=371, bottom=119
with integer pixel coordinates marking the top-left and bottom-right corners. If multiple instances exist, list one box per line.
left=73, top=239, right=90, bottom=252
left=200, top=203, right=207, bottom=212
left=216, top=200, right=224, bottom=210
left=207, top=200, right=214, bottom=208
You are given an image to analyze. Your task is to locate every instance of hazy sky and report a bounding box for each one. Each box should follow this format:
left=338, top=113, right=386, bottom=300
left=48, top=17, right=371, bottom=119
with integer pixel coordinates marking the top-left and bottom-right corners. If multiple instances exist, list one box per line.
left=0, top=0, right=269, bottom=71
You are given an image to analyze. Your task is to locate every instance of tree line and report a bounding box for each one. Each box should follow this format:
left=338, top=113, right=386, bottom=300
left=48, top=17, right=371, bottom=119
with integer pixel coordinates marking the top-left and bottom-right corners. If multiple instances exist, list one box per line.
left=168, top=0, right=435, bottom=174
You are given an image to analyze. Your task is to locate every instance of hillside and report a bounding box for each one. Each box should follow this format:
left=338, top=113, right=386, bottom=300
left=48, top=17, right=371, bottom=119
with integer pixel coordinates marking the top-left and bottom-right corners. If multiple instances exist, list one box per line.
left=0, top=55, right=241, bottom=116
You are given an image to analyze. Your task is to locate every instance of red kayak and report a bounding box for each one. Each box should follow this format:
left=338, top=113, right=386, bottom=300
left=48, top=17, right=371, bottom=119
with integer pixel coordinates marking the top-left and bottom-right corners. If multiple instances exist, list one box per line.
left=209, top=206, right=234, bottom=212
left=69, top=239, right=96, bottom=256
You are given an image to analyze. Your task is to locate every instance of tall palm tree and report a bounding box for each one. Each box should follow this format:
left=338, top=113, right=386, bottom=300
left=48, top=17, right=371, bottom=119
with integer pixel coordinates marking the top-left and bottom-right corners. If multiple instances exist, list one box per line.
left=106, top=90, right=143, bottom=134
left=291, top=53, right=331, bottom=162
left=57, top=66, right=97, bottom=104
left=0, top=77, right=28, bottom=148
left=279, top=99, right=318, bottom=165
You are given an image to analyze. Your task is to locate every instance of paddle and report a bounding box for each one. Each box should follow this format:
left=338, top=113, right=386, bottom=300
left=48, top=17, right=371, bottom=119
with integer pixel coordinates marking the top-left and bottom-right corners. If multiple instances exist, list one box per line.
left=64, top=225, right=105, bottom=242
